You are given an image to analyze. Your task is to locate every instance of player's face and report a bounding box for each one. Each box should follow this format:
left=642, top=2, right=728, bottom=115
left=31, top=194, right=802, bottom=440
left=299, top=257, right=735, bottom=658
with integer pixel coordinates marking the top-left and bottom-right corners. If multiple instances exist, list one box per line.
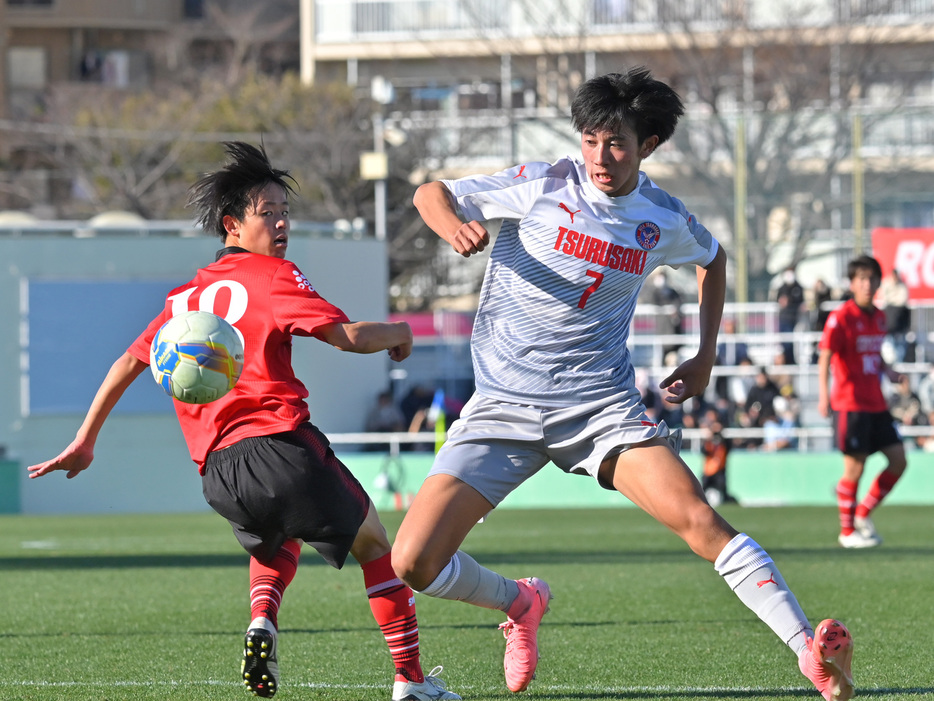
left=849, top=268, right=880, bottom=308
left=224, top=183, right=290, bottom=258
left=580, top=126, right=659, bottom=197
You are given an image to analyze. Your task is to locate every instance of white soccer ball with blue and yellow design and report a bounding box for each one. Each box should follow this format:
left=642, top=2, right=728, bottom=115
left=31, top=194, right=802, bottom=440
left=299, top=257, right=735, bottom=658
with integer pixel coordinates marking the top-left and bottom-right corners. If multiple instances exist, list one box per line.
left=150, top=311, right=244, bottom=404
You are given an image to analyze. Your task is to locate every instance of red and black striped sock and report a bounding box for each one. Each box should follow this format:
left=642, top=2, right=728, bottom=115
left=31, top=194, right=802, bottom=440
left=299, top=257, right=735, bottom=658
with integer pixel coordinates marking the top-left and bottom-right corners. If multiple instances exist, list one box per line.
left=362, top=552, right=423, bottom=683
left=836, top=478, right=858, bottom=535
left=855, top=469, right=902, bottom=519
left=249, top=539, right=301, bottom=630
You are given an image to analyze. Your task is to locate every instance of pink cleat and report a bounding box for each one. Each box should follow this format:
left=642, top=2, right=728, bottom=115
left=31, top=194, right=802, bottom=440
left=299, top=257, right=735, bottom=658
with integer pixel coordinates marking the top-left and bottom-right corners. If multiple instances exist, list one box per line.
left=799, top=619, right=855, bottom=701
left=499, top=577, right=552, bottom=693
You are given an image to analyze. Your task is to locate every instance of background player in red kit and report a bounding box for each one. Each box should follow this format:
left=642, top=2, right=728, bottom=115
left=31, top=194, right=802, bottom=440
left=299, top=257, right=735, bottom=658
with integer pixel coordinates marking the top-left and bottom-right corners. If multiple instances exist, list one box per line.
left=818, top=254, right=908, bottom=549
left=28, top=142, right=460, bottom=701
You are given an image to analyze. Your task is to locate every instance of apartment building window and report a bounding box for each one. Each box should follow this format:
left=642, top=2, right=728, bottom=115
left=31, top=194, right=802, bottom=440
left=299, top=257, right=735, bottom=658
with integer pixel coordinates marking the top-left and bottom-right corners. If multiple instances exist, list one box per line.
left=183, top=0, right=204, bottom=19
left=354, top=1, right=391, bottom=33
left=7, top=47, right=46, bottom=89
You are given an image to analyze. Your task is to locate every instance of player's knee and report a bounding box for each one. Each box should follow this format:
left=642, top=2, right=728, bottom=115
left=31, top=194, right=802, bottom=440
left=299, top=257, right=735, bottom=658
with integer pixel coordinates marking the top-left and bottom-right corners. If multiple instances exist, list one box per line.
left=391, top=542, right=440, bottom=591
left=888, top=456, right=907, bottom=475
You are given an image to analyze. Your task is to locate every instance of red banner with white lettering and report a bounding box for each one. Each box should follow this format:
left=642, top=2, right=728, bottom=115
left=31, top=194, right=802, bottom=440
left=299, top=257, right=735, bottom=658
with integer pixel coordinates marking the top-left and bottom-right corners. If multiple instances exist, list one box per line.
left=871, top=227, right=934, bottom=300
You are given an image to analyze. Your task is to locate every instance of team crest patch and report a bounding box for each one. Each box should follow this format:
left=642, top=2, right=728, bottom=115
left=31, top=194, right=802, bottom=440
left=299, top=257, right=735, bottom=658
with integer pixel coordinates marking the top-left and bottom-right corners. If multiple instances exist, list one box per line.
left=635, top=222, right=661, bottom=250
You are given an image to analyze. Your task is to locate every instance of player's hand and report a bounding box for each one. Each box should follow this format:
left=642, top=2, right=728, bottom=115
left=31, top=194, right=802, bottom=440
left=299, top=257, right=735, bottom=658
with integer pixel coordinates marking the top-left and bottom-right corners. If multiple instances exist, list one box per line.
left=27, top=440, right=94, bottom=480
left=449, top=221, right=489, bottom=257
left=817, top=396, right=831, bottom=418
left=388, top=340, right=412, bottom=362
left=659, top=356, right=712, bottom=404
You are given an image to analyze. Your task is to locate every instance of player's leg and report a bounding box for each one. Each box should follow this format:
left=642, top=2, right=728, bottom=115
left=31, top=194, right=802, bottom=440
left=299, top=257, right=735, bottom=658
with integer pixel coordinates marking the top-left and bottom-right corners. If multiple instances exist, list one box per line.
left=393, top=473, right=550, bottom=693
left=854, top=438, right=907, bottom=543
left=837, top=453, right=878, bottom=547
left=602, top=439, right=856, bottom=700
left=241, top=538, right=301, bottom=698
left=603, top=439, right=803, bottom=630
left=350, top=502, right=460, bottom=700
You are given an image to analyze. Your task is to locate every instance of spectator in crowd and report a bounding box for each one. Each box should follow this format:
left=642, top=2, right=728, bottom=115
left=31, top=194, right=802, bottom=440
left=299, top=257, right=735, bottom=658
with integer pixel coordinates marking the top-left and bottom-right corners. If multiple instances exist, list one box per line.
left=809, top=278, right=834, bottom=332
left=726, top=356, right=756, bottom=417
left=763, top=394, right=800, bottom=452
left=878, top=268, right=912, bottom=363
left=771, top=350, right=796, bottom=399
left=366, top=389, right=406, bottom=433
left=916, top=366, right=934, bottom=417
left=888, top=375, right=928, bottom=450
left=700, top=406, right=736, bottom=506
left=818, top=254, right=908, bottom=549
left=401, top=385, right=435, bottom=430
left=714, top=317, right=749, bottom=409
left=744, top=366, right=780, bottom=426
left=364, top=389, right=407, bottom=451
left=649, top=270, right=684, bottom=359
left=775, top=267, right=805, bottom=363
left=808, top=278, right=835, bottom=362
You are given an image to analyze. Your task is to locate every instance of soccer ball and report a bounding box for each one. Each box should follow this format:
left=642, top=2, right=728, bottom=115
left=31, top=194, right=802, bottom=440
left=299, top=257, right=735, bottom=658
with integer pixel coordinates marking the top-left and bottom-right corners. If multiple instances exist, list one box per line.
left=150, top=311, right=244, bottom=404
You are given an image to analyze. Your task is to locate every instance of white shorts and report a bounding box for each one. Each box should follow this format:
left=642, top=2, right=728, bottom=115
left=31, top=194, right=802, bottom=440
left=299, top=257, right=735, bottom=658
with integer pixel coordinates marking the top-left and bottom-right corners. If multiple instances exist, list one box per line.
left=429, top=389, right=671, bottom=506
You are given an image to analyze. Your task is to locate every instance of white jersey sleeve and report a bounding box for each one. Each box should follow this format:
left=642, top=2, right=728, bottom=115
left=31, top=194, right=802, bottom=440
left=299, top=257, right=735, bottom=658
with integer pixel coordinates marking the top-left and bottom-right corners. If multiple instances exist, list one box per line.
left=443, top=157, right=719, bottom=407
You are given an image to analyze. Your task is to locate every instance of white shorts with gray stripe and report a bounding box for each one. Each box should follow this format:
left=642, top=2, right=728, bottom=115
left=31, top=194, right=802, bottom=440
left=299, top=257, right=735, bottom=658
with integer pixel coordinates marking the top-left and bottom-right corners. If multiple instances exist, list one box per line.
left=429, top=389, right=673, bottom=507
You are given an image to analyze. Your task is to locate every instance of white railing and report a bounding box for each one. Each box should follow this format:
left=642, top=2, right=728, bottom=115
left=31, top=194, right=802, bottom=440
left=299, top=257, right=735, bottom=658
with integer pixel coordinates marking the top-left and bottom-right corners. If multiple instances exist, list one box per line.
left=326, top=424, right=933, bottom=455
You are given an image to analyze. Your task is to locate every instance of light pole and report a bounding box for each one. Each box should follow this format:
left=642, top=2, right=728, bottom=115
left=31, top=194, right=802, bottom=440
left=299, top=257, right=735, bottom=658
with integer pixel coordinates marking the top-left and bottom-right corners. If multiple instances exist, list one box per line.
left=359, top=76, right=395, bottom=241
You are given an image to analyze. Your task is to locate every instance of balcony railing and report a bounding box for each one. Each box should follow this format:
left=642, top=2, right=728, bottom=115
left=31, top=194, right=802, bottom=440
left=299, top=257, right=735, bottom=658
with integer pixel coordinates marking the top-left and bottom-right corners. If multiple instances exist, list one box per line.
left=314, top=0, right=934, bottom=44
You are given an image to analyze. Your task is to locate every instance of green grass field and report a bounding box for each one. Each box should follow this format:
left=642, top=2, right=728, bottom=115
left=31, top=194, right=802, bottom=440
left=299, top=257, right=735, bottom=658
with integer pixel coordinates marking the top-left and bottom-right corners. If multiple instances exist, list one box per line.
left=1, top=505, right=932, bottom=701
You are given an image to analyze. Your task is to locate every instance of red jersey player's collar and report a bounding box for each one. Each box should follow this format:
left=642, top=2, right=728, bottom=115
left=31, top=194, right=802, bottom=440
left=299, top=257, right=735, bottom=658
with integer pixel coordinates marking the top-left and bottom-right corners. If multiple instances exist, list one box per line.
left=215, top=246, right=249, bottom=261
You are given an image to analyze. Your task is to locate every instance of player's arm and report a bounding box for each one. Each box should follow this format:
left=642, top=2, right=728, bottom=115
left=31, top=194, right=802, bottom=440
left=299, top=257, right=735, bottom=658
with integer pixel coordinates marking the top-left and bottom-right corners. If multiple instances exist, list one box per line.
left=318, top=321, right=413, bottom=362
left=27, top=352, right=148, bottom=479
left=660, top=246, right=726, bottom=403
left=413, top=181, right=489, bottom=257
left=817, top=348, right=833, bottom=418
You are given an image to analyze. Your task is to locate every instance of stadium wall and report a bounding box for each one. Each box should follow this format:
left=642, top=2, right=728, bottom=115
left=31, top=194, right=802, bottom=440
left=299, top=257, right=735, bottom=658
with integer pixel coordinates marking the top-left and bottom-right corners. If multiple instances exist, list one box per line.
left=0, top=234, right=394, bottom=515
left=349, top=451, right=934, bottom=512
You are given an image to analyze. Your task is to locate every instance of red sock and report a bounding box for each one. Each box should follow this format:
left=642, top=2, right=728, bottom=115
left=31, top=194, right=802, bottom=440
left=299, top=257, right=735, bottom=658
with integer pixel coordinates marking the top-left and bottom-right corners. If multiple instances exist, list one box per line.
left=362, top=552, right=423, bottom=683
left=249, top=539, right=302, bottom=630
left=836, top=478, right=858, bottom=535
left=856, top=469, right=902, bottom=518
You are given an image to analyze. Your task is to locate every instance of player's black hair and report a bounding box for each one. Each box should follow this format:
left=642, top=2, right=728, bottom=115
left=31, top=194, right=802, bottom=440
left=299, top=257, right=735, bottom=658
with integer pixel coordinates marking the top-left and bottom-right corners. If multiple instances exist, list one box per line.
left=188, top=141, right=298, bottom=240
left=847, top=254, right=882, bottom=280
left=570, top=67, right=684, bottom=148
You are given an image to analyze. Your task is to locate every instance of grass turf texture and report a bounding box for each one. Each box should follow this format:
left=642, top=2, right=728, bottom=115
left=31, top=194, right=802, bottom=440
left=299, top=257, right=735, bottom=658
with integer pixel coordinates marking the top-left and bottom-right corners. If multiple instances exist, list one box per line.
left=1, top=506, right=932, bottom=701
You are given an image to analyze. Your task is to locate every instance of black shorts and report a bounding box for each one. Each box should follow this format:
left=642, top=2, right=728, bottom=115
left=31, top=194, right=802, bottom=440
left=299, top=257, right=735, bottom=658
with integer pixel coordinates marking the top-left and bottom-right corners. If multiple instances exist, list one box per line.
left=832, top=410, right=901, bottom=456
left=202, top=423, right=369, bottom=569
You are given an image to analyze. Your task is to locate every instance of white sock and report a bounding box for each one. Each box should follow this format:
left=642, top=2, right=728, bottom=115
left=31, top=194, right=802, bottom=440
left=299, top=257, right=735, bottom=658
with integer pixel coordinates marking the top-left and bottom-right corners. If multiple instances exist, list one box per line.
left=249, top=616, right=277, bottom=634
left=715, top=533, right=812, bottom=654
left=417, top=550, right=519, bottom=612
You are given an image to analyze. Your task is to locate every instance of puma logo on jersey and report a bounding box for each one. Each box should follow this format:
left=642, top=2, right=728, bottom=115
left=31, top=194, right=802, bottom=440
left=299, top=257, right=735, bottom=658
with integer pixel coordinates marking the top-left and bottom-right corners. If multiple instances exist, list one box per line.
left=559, top=202, right=581, bottom=223
left=553, top=227, right=647, bottom=275
left=513, top=165, right=528, bottom=179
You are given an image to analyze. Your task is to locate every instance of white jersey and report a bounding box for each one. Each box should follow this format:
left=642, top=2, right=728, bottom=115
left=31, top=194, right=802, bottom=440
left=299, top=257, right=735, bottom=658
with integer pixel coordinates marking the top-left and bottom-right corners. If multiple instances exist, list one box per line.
left=442, top=156, right=719, bottom=407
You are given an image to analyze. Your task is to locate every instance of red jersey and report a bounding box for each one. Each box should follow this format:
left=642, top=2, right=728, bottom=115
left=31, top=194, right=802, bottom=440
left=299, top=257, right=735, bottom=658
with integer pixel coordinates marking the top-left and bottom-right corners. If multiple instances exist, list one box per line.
left=818, top=298, right=888, bottom=412
left=127, top=248, right=349, bottom=471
